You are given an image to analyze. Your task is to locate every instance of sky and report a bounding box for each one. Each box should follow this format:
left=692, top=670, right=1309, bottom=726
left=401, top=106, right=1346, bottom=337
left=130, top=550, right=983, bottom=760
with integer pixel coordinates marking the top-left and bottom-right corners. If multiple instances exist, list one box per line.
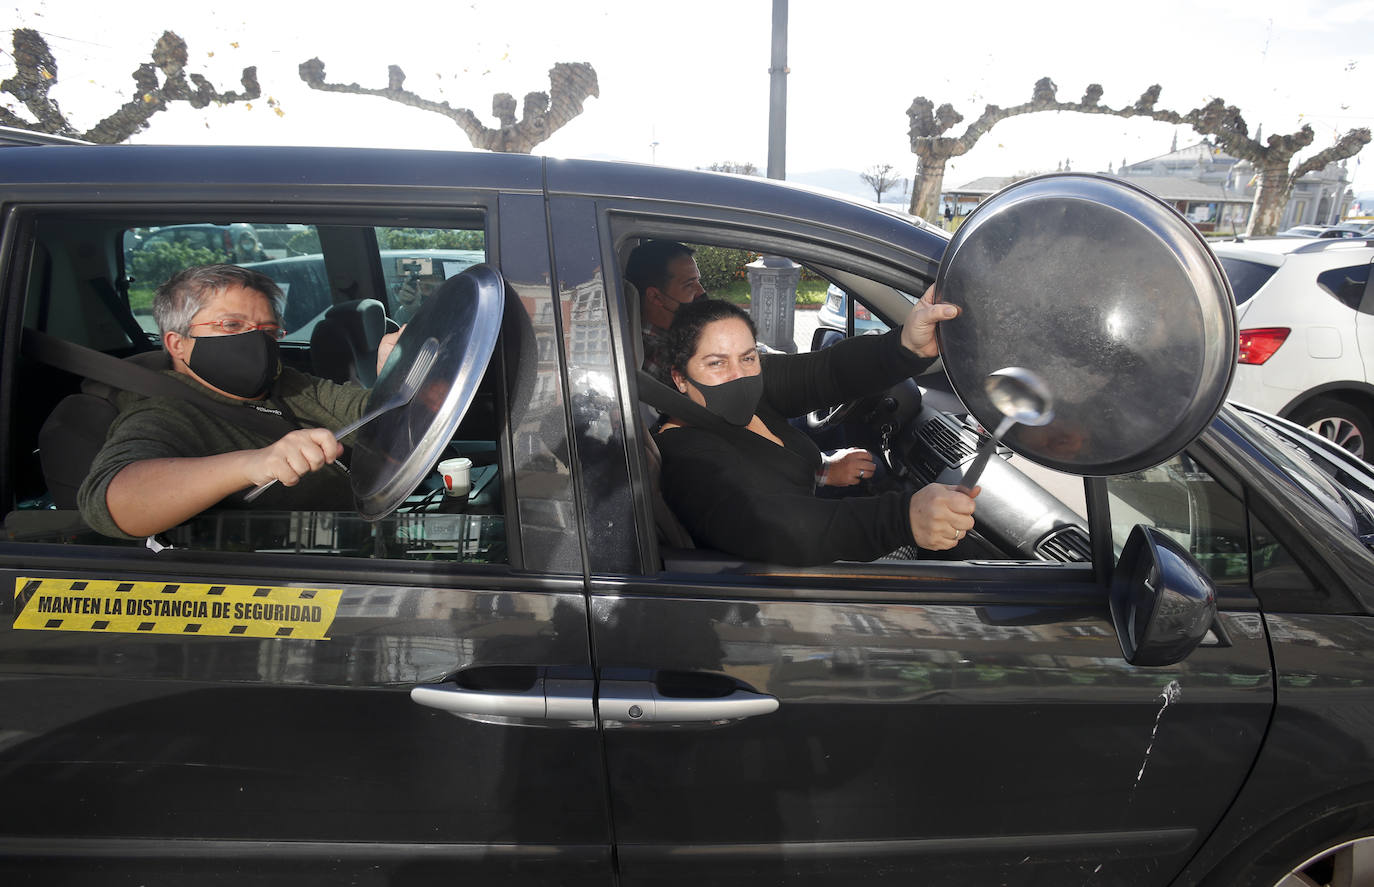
left=7, top=0, right=1374, bottom=200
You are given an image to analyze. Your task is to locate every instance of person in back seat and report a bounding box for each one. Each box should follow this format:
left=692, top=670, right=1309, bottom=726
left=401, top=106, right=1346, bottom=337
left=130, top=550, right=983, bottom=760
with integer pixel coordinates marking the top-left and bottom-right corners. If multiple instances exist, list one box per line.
left=625, top=240, right=707, bottom=384
left=77, top=264, right=401, bottom=539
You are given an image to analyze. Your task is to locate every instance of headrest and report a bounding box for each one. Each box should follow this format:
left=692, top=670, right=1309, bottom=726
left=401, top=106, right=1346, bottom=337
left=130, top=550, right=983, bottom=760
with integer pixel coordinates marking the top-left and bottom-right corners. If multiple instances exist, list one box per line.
left=311, top=298, right=389, bottom=387
left=624, top=281, right=644, bottom=370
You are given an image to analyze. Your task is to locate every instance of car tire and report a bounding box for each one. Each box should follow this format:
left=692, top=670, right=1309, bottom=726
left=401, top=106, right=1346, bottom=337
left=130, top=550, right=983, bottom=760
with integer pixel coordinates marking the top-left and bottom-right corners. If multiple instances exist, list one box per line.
left=1199, top=803, right=1374, bottom=887
left=1287, top=397, right=1372, bottom=461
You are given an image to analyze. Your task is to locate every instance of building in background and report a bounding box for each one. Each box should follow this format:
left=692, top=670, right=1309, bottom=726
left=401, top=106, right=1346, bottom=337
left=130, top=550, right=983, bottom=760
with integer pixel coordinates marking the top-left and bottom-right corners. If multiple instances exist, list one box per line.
left=943, top=138, right=1354, bottom=234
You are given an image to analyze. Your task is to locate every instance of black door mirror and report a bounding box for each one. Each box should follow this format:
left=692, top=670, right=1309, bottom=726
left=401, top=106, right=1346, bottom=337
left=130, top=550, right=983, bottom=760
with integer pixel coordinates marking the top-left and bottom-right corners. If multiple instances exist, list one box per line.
left=1109, top=525, right=1217, bottom=666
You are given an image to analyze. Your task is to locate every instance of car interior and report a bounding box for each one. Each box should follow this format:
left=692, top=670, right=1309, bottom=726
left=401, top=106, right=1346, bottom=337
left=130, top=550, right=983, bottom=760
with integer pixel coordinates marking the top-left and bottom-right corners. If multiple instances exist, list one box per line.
left=6, top=211, right=506, bottom=564
left=614, top=228, right=1096, bottom=576
left=2, top=207, right=1256, bottom=585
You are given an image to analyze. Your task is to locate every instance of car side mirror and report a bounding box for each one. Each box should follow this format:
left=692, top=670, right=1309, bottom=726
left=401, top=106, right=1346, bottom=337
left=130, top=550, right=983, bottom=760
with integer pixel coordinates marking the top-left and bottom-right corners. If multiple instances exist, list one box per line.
left=811, top=328, right=844, bottom=352
left=1109, top=525, right=1217, bottom=667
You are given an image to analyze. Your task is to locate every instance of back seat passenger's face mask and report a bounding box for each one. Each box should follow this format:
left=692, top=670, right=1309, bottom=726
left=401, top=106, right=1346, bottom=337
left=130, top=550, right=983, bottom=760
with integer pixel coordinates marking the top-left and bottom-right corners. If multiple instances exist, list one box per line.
left=684, top=371, right=763, bottom=426
left=187, top=330, right=281, bottom=399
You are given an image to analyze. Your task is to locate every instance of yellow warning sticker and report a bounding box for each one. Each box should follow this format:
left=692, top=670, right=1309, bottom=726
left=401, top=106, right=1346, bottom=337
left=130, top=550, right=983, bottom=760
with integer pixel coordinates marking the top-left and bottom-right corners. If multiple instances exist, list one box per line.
left=13, top=577, right=342, bottom=640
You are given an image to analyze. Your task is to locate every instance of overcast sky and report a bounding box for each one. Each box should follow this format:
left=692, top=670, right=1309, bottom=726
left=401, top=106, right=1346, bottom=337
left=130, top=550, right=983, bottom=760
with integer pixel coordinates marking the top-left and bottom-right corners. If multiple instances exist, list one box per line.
left=9, top=0, right=1374, bottom=196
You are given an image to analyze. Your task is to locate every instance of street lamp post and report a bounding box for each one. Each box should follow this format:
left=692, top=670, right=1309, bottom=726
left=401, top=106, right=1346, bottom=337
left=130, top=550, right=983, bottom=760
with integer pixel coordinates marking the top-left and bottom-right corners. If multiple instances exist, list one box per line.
left=752, top=0, right=800, bottom=353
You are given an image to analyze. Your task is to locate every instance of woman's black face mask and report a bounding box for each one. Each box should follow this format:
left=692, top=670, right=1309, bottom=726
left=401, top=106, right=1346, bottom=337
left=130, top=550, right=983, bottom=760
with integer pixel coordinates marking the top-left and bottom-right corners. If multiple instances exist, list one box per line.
left=187, top=330, right=281, bottom=399
left=684, top=371, right=763, bottom=426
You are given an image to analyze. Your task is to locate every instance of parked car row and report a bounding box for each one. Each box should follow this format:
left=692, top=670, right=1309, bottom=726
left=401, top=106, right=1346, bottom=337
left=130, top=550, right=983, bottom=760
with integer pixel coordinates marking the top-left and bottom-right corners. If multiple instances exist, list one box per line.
left=1279, top=223, right=1374, bottom=239
left=128, top=222, right=320, bottom=265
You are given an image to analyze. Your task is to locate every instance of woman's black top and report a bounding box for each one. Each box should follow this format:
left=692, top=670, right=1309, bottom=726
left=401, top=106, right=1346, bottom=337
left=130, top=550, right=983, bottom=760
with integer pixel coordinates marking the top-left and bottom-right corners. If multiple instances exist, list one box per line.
left=655, top=328, right=935, bottom=565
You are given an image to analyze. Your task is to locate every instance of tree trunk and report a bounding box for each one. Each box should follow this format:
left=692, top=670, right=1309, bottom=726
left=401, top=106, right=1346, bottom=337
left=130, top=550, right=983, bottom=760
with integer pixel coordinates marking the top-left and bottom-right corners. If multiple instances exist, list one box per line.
left=910, top=153, right=948, bottom=220
left=1246, top=161, right=1294, bottom=236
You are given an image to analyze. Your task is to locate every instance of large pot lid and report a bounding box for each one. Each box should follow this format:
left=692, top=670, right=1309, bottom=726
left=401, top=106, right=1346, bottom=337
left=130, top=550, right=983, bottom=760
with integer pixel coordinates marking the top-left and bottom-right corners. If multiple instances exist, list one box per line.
left=934, top=173, right=1236, bottom=476
left=349, top=264, right=504, bottom=520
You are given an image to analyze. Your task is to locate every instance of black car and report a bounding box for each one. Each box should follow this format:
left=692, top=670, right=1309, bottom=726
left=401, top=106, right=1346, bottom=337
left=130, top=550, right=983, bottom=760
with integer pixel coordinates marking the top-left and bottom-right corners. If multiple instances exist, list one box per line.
left=2, top=144, right=1374, bottom=887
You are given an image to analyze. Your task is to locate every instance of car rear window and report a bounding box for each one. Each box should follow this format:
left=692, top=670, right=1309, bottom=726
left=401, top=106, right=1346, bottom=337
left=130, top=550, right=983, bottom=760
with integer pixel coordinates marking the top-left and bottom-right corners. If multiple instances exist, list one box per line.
left=1218, top=257, right=1278, bottom=305
left=1316, top=263, right=1372, bottom=310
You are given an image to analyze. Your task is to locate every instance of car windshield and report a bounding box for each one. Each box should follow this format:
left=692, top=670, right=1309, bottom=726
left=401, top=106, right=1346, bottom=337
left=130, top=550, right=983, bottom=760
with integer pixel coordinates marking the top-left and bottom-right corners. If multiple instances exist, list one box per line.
left=1229, top=404, right=1374, bottom=538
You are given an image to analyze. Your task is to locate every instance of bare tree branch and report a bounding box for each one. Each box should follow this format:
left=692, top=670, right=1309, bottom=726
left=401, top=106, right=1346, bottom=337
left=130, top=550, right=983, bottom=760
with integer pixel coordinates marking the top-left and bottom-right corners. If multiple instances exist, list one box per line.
left=299, top=58, right=599, bottom=154
left=0, top=28, right=72, bottom=135
left=1, top=28, right=260, bottom=143
left=907, top=78, right=1370, bottom=235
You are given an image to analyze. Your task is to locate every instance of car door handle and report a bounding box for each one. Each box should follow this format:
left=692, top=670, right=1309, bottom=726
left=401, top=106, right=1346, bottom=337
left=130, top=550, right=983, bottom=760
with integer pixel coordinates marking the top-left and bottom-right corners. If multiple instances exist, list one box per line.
left=411, top=675, right=596, bottom=727
left=598, top=679, right=779, bottom=727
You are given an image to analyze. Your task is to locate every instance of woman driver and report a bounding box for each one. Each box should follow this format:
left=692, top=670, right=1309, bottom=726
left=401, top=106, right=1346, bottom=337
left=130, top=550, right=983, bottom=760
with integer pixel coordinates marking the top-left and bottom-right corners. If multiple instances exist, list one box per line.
left=655, top=293, right=978, bottom=566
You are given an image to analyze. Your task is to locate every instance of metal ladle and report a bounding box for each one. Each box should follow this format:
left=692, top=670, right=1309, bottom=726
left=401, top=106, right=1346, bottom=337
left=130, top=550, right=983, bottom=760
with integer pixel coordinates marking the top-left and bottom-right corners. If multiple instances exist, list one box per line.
left=958, top=366, right=1055, bottom=491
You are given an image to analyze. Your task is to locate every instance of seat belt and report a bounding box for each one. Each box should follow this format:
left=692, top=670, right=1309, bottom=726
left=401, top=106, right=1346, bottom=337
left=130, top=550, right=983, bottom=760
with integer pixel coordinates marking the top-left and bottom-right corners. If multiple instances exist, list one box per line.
left=87, top=277, right=159, bottom=353
left=21, top=327, right=297, bottom=440
left=635, top=369, right=734, bottom=432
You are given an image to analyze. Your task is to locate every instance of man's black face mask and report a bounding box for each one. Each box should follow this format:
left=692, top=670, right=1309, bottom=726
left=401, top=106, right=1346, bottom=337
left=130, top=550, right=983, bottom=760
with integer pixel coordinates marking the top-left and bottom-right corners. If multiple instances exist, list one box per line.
left=187, top=330, right=281, bottom=399
left=655, top=288, right=708, bottom=316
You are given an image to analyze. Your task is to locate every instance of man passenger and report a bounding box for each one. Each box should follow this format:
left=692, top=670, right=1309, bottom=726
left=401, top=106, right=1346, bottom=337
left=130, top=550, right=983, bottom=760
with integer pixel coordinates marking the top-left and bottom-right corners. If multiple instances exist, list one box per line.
left=624, top=239, right=706, bottom=382
left=78, top=264, right=400, bottom=539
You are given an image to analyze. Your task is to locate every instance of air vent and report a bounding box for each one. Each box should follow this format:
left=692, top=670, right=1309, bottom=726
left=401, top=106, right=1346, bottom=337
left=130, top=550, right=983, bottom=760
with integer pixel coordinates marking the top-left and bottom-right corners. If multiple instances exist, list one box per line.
left=917, top=416, right=976, bottom=466
left=1036, top=526, right=1091, bottom=563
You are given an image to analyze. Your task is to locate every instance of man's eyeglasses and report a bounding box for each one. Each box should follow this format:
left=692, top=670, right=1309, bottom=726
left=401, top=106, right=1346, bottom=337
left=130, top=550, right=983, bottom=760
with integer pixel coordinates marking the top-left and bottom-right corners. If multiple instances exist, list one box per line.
left=188, top=319, right=286, bottom=340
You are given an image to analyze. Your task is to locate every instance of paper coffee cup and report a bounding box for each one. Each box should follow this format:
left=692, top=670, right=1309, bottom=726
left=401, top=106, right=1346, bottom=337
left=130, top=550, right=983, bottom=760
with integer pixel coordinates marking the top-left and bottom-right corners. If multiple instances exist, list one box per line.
left=438, top=457, right=472, bottom=498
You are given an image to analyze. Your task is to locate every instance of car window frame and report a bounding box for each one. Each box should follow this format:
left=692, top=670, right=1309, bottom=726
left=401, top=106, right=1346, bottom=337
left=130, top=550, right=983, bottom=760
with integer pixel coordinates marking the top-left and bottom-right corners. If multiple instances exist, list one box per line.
left=603, top=210, right=1104, bottom=592
left=0, top=197, right=553, bottom=586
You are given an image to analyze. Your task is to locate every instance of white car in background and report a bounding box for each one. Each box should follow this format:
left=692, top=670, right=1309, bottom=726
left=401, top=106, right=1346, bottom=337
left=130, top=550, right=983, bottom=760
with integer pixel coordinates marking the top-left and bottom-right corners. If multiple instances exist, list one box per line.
left=1214, top=236, right=1374, bottom=458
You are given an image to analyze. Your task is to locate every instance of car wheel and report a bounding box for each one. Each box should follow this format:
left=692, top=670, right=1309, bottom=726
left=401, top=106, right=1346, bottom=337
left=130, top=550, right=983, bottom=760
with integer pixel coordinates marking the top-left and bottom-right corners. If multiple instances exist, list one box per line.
left=1199, top=803, right=1374, bottom=887
left=1274, top=836, right=1374, bottom=886
left=1287, top=398, right=1372, bottom=460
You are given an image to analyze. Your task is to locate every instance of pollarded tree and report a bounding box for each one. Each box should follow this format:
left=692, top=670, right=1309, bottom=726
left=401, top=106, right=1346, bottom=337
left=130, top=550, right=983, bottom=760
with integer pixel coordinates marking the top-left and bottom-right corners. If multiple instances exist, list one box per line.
left=907, top=78, right=1370, bottom=235
left=299, top=58, right=598, bottom=154
left=1, top=28, right=260, bottom=143
left=1185, top=98, right=1369, bottom=234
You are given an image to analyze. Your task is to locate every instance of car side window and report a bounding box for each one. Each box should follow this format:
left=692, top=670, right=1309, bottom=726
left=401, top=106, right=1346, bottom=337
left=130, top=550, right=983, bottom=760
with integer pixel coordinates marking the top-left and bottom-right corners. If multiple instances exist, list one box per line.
left=638, top=238, right=1092, bottom=566
left=1105, top=454, right=1250, bottom=585
left=1217, top=257, right=1278, bottom=305
left=1316, top=262, right=1372, bottom=310
left=8, top=213, right=508, bottom=566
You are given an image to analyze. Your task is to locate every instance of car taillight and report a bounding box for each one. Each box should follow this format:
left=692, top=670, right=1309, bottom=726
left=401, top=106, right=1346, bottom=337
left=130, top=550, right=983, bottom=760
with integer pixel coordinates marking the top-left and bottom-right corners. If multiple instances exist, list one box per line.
left=1238, top=327, right=1290, bottom=365
left=855, top=304, right=872, bottom=321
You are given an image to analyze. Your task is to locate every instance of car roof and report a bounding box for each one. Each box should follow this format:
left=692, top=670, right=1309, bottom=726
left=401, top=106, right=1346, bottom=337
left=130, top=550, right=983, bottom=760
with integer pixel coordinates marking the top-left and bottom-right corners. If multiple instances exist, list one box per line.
left=3, top=144, right=952, bottom=276
left=1211, top=236, right=1374, bottom=264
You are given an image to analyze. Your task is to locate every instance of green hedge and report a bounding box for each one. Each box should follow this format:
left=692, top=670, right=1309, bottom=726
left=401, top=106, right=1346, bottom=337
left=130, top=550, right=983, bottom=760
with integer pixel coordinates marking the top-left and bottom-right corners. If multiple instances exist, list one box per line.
left=378, top=228, right=484, bottom=250
left=691, top=245, right=755, bottom=292
left=691, top=243, right=825, bottom=293
left=128, top=241, right=227, bottom=293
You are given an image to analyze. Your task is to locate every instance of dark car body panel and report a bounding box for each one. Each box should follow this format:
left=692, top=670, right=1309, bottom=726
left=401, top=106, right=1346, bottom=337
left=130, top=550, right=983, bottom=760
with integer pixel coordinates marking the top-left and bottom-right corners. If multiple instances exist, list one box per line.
left=0, top=145, right=1372, bottom=884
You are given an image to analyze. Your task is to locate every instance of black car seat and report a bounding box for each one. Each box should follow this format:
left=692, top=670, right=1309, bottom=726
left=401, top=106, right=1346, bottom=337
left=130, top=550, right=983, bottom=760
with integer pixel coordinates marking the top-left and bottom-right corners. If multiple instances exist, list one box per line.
left=309, top=298, right=398, bottom=387
left=37, top=350, right=172, bottom=508
left=625, top=280, right=695, bottom=549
